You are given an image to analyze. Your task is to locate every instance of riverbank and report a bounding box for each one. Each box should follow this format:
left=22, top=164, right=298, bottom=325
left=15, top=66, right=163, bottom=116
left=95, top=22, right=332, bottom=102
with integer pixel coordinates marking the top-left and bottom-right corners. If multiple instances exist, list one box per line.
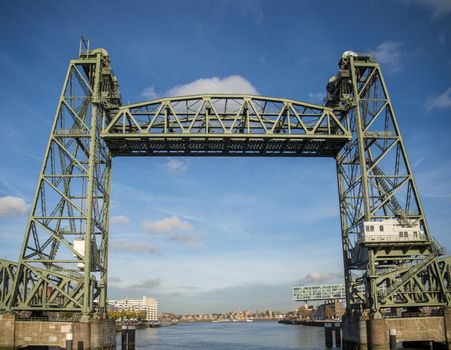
left=177, top=318, right=278, bottom=324
left=115, top=321, right=177, bottom=332
left=279, top=319, right=341, bottom=327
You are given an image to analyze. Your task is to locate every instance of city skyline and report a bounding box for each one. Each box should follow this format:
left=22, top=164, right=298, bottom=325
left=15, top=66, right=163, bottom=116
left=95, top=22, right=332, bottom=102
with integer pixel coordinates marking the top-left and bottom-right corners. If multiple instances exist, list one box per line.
left=0, top=0, right=450, bottom=314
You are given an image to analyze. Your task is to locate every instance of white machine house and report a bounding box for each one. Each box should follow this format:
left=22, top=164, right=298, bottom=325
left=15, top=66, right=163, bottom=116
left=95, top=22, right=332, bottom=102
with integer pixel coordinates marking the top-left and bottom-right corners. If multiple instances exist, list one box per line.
left=359, top=219, right=425, bottom=243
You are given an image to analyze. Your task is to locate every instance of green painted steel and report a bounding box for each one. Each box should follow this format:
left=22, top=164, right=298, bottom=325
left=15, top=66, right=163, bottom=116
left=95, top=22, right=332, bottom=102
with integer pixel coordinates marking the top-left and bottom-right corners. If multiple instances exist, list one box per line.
left=0, top=42, right=449, bottom=319
left=328, top=52, right=449, bottom=318
left=101, top=95, right=351, bottom=157
left=0, top=42, right=120, bottom=316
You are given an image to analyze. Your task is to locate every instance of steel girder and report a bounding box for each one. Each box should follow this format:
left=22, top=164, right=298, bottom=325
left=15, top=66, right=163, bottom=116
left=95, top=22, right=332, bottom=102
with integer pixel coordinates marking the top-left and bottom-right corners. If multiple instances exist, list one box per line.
left=101, top=95, right=351, bottom=157
left=328, top=54, right=450, bottom=317
left=0, top=258, right=86, bottom=311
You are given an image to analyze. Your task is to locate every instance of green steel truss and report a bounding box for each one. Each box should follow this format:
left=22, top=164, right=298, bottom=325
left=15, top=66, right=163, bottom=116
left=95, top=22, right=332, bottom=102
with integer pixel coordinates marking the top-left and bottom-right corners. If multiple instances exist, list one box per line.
left=327, top=53, right=450, bottom=317
left=101, top=95, right=350, bottom=157
left=0, top=44, right=449, bottom=318
left=0, top=44, right=120, bottom=315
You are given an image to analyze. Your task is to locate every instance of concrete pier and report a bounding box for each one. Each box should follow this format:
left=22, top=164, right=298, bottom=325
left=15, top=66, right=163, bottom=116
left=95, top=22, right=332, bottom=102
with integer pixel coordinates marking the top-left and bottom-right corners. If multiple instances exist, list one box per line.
left=342, top=310, right=451, bottom=350
left=0, top=313, right=116, bottom=350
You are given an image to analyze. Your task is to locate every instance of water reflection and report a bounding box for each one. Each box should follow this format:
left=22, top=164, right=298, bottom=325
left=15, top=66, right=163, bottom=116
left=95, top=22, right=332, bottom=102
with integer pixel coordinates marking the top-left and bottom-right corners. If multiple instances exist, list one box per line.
left=116, top=321, right=329, bottom=350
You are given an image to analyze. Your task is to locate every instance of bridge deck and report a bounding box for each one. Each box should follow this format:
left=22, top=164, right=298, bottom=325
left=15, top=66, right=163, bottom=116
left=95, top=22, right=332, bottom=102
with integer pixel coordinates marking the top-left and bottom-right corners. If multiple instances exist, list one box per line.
left=100, top=95, right=351, bottom=157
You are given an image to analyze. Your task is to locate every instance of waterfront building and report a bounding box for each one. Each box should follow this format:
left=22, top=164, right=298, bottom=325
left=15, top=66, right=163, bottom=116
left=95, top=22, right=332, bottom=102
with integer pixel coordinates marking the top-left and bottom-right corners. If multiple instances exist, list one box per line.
left=313, top=300, right=345, bottom=320
left=108, top=296, right=158, bottom=321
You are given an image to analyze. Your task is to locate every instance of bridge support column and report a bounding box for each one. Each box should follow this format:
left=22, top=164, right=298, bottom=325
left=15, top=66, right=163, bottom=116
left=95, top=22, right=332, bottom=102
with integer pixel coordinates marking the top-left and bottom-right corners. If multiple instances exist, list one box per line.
left=335, top=322, right=342, bottom=347
left=343, top=313, right=451, bottom=350
left=366, top=319, right=388, bottom=350
left=325, top=323, right=333, bottom=348
left=444, top=308, right=451, bottom=349
left=342, top=314, right=368, bottom=350
left=0, top=313, right=115, bottom=350
left=0, top=313, right=15, bottom=349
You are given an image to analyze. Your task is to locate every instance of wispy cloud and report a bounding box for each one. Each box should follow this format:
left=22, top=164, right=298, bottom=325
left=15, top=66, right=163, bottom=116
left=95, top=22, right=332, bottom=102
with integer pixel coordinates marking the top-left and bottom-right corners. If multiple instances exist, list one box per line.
left=109, top=276, right=122, bottom=284
left=371, top=41, right=404, bottom=72
left=297, top=271, right=343, bottom=285
left=142, top=215, right=193, bottom=234
left=416, top=161, right=451, bottom=198
left=111, top=240, right=158, bottom=254
left=129, top=278, right=162, bottom=290
left=438, top=32, right=447, bottom=46
left=401, top=0, right=451, bottom=19
left=308, top=92, right=325, bottom=104
left=236, top=0, right=264, bottom=25
left=424, top=87, right=451, bottom=112
left=110, top=215, right=130, bottom=225
left=177, top=285, right=201, bottom=290
left=0, top=196, right=28, bottom=217
left=141, top=86, right=158, bottom=100
left=167, top=234, right=203, bottom=246
left=296, top=206, right=339, bottom=223
left=166, top=159, right=190, bottom=172
left=414, top=156, right=425, bottom=167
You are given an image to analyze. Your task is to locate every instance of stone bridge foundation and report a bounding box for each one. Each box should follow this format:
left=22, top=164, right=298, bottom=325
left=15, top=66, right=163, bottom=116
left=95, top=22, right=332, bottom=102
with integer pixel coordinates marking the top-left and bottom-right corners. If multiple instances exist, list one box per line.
left=342, top=309, right=451, bottom=350
left=0, top=313, right=115, bottom=350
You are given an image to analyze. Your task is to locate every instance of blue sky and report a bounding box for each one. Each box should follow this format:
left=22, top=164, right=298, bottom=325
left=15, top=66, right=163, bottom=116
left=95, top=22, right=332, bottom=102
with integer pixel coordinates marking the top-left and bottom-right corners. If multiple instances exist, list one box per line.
left=0, top=0, right=450, bottom=314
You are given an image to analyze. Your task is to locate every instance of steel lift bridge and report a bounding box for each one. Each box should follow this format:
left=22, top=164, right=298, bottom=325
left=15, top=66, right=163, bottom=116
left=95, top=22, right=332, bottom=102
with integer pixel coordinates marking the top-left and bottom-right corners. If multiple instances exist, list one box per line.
left=0, top=41, right=450, bottom=320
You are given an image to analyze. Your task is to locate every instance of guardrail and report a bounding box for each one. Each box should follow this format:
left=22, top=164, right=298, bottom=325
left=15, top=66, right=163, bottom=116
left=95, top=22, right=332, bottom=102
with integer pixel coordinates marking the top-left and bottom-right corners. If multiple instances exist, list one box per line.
left=382, top=310, right=444, bottom=319
left=359, top=234, right=426, bottom=243
left=16, top=316, right=80, bottom=322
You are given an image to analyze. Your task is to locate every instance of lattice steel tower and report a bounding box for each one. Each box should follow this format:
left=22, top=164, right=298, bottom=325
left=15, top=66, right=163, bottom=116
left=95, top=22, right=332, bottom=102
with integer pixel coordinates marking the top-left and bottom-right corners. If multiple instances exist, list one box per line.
left=0, top=42, right=449, bottom=319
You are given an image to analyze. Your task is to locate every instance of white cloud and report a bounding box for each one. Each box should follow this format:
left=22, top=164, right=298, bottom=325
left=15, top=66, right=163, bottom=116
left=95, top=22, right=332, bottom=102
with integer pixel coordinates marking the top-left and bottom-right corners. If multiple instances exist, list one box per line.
left=167, top=75, right=259, bottom=97
left=371, top=41, right=404, bottom=72
left=140, top=75, right=259, bottom=100
left=308, top=92, right=325, bottom=103
left=402, top=0, right=451, bottom=19
left=129, top=278, right=161, bottom=290
left=237, top=0, right=264, bottom=25
left=167, top=234, right=203, bottom=246
left=110, top=215, right=130, bottom=225
left=0, top=196, right=27, bottom=217
left=438, top=32, right=446, bottom=46
left=414, top=156, right=425, bottom=167
left=142, top=215, right=193, bottom=234
left=166, top=159, right=190, bottom=172
left=111, top=240, right=158, bottom=254
left=109, top=276, right=122, bottom=283
left=298, top=271, right=343, bottom=284
left=141, top=86, right=158, bottom=100
left=424, top=87, right=451, bottom=112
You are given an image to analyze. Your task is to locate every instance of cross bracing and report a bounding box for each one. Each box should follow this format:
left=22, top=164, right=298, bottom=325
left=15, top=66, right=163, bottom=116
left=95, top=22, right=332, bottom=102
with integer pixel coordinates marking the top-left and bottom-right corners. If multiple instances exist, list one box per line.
left=0, top=43, right=449, bottom=319
left=101, top=95, right=350, bottom=157
left=293, top=284, right=347, bottom=301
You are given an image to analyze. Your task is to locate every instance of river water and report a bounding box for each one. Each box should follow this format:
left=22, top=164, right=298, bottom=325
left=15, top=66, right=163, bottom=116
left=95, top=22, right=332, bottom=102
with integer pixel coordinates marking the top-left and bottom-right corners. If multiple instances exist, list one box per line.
left=116, top=321, right=327, bottom=350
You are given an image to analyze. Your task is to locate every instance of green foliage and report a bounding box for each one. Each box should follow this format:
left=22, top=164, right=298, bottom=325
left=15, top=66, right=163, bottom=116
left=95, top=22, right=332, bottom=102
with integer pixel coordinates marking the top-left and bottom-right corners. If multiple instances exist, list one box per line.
left=108, top=309, right=147, bottom=320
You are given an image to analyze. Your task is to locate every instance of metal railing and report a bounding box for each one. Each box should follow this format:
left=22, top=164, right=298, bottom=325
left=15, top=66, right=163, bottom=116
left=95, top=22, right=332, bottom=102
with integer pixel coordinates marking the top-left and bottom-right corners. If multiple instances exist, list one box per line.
left=16, top=316, right=80, bottom=322
left=382, top=309, right=444, bottom=319
left=359, top=234, right=426, bottom=243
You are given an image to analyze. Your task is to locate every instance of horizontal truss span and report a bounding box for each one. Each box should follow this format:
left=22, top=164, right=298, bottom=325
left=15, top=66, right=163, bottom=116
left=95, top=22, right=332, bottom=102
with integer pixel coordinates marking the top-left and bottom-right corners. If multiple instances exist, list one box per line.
left=293, top=284, right=346, bottom=301
left=101, top=95, right=351, bottom=157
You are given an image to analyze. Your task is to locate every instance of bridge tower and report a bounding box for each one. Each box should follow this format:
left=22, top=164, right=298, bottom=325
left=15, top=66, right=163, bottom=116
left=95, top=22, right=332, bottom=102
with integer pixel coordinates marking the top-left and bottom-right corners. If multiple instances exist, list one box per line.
left=0, top=40, right=121, bottom=318
left=327, top=52, right=450, bottom=319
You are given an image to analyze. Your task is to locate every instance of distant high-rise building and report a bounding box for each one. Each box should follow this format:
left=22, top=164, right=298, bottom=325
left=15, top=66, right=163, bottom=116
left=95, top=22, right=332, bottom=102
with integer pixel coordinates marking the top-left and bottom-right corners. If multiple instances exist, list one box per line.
left=108, top=296, right=158, bottom=321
